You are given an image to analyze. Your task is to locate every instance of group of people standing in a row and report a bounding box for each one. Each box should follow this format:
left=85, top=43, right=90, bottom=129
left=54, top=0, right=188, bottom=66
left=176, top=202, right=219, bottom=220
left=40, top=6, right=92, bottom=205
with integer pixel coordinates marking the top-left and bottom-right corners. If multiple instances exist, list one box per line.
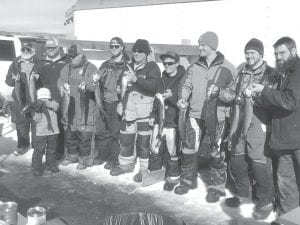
left=4, top=31, right=300, bottom=221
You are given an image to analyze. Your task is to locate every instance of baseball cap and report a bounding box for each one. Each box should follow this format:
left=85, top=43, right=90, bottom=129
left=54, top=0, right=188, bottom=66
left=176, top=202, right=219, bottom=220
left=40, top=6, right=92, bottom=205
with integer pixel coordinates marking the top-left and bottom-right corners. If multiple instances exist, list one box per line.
left=21, top=41, right=34, bottom=51
left=160, top=51, right=179, bottom=62
left=45, top=38, right=59, bottom=48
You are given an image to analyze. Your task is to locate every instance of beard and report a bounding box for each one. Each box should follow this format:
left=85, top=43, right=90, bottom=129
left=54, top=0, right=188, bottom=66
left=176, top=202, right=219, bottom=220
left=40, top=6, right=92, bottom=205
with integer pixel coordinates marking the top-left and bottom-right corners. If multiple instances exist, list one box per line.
left=276, top=55, right=297, bottom=74
left=21, top=52, right=34, bottom=61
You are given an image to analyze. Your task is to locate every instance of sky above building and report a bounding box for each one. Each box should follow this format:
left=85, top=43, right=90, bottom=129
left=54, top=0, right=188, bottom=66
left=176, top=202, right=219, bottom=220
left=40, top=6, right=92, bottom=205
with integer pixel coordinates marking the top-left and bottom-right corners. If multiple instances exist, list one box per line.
left=0, top=0, right=77, bottom=34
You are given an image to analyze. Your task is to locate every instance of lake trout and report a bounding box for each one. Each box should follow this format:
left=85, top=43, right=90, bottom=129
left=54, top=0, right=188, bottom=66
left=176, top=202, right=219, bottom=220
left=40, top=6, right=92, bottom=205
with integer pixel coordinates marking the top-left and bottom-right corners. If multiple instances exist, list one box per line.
left=155, top=93, right=165, bottom=148
left=120, top=73, right=129, bottom=100
left=14, top=74, right=24, bottom=106
left=204, top=96, right=218, bottom=150
left=79, top=88, right=87, bottom=128
left=60, top=90, right=70, bottom=130
left=95, top=83, right=106, bottom=120
left=178, top=108, right=187, bottom=143
left=241, top=92, right=254, bottom=139
left=29, top=74, right=36, bottom=103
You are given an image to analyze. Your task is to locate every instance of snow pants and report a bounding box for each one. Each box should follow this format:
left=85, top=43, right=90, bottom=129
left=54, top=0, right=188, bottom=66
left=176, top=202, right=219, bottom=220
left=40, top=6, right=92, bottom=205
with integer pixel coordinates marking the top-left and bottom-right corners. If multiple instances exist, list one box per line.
left=11, top=102, right=35, bottom=149
left=182, top=117, right=227, bottom=193
left=94, top=101, right=120, bottom=163
left=118, top=91, right=154, bottom=174
left=149, top=126, right=180, bottom=184
left=32, top=134, right=58, bottom=171
left=65, top=130, right=93, bottom=158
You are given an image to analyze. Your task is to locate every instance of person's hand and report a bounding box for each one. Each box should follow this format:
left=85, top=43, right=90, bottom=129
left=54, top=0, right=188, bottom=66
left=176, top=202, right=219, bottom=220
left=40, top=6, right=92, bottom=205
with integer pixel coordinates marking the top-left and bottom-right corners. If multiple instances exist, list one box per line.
left=177, top=98, right=188, bottom=109
left=78, top=81, right=86, bottom=91
left=207, top=84, right=219, bottom=98
left=248, top=83, right=264, bottom=93
left=163, top=89, right=172, bottom=99
left=12, top=73, right=20, bottom=81
left=244, top=87, right=253, bottom=98
left=60, top=83, right=70, bottom=96
left=30, top=73, right=39, bottom=80
left=125, top=66, right=137, bottom=83
left=92, top=73, right=101, bottom=83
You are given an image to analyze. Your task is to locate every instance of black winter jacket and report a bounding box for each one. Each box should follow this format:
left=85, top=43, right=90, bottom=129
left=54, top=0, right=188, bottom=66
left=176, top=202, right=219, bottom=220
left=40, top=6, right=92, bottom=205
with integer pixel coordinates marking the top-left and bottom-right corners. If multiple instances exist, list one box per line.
left=262, top=57, right=300, bottom=150
left=152, top=65, right=185, bottom=128
left=129, top=61, right=161, bottom=97
left=36, top=56, right=69, bottom=103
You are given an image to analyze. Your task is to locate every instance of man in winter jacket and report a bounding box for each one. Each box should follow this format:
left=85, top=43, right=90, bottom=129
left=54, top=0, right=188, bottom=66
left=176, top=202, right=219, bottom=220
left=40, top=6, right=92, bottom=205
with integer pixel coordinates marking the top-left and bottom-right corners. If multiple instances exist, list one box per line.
left=251, top=37, right=300, bottom=215
left=149, top=51, right=185, bottom=191
left=5, top=41, right=39, bottom=155
left=110, top=39, right=161, bottom=182
left=57, top=45, right=98, bottom=170
left=220, top=38, right=277, bottom=220
left=35, top=38, right=69, bottom=159
left=177, top=31, right=237, bottom=199
left=92, top=37, right=129, bottom=170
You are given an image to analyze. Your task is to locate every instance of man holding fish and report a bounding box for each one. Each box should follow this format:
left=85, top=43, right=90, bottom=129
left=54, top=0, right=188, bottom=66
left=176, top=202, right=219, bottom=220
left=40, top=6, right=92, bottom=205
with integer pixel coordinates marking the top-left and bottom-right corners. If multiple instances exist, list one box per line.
left=110, top=39, right=161, bottom=183
left=219, top=38, right=277, bottom=220
left=148, top=51, right=185, bottom=191
left=177, top=31, right=237, bottom=199
left=58, top=45, right=98, bottom=170
left=250, top=37, right=300, bottom=216
left=92, top=37, right=129, bottom=170
left=5, top=41, right=39, bottom=155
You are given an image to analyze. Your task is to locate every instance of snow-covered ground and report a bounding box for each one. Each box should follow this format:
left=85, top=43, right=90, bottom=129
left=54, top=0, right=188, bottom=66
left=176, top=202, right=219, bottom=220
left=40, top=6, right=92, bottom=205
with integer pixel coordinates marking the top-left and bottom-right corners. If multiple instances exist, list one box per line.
left=0, top=117, right=277, bottom=225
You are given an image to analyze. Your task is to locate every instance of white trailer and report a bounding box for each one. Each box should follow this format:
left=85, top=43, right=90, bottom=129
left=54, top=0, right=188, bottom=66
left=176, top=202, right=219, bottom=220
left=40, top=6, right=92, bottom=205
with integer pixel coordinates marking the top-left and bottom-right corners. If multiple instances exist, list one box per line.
left=65, top=0, right=300, bottom=67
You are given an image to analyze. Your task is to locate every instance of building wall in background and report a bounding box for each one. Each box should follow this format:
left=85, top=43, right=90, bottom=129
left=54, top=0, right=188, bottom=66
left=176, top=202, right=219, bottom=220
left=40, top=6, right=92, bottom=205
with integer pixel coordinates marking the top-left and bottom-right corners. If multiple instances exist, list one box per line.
left=67, top=0, right=300, bottom=67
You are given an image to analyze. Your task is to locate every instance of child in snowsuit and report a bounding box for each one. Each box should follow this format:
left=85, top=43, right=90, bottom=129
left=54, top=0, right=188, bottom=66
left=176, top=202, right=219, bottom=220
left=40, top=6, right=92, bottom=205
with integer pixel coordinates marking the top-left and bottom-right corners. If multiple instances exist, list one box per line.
left=32, top=88, right=60, bottom=176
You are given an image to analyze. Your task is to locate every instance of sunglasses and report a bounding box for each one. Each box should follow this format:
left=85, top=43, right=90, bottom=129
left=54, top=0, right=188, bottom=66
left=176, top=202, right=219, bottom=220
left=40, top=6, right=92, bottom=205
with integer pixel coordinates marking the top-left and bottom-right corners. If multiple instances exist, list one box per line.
left=162, top=62, right=176, bottom=67
left=110, top=45, right=121, bottom=49
left=46, top=46, right=58, bottom=51
left=132, top=49, right=144, bottom=54
left=21, top=47, right=33, bottom=53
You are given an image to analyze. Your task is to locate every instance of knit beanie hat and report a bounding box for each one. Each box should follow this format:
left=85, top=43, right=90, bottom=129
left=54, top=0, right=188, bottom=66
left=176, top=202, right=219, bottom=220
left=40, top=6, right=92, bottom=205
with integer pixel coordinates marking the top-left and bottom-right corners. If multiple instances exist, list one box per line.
left=68, top=44, right=84, bottom=59
left=244, top=38, right=264, bottom=56
left=198, top=31, right=218, bottom=50
left=132, top=39, right=151, bottom=55
left=37, top=88, right=51, bottom=99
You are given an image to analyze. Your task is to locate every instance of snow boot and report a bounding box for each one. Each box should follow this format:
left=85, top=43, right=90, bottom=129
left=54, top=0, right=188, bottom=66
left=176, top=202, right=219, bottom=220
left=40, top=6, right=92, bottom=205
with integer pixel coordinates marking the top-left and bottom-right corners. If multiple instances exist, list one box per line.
left=61, top=154, right=79, bottom=166
left=163, top=182, right=177, bottom=191
left=224, top=196, right=249, bottom=207
left=175, top=153, right=198, bottom=195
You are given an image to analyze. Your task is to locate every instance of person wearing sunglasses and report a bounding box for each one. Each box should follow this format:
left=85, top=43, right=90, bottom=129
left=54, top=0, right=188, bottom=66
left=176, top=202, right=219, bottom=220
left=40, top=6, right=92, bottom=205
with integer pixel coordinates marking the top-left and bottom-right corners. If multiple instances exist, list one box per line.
left=34, top=38, right=69, bottom=161
left=110, top=39, right=161, bottom=183
left=148, top=51, right=185, bottom=191
left=92, top=37, right=129, bottom=170
left=5, top=41, right=39, bottom=155
left=177, top=32, right=237, bottom=199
